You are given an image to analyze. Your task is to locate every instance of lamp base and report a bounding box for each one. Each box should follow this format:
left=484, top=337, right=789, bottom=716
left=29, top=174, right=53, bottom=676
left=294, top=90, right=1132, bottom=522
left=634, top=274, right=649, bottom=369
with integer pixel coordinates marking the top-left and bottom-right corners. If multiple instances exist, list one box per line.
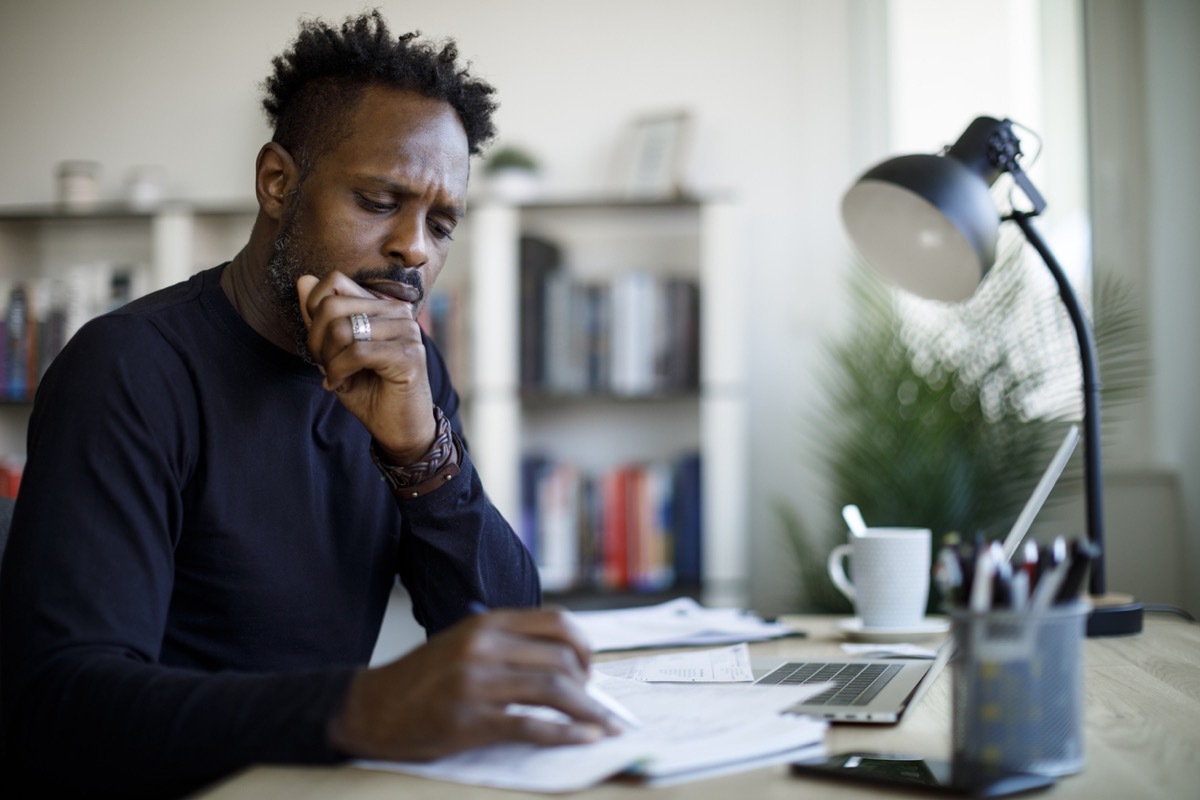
left=1087, top=593, right=1144, bottom=637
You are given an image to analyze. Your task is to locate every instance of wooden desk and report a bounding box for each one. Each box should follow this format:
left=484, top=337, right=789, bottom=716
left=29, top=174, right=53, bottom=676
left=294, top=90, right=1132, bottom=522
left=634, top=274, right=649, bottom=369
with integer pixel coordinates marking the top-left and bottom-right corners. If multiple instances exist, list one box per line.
left=195, top=615, right=1200, bottom=800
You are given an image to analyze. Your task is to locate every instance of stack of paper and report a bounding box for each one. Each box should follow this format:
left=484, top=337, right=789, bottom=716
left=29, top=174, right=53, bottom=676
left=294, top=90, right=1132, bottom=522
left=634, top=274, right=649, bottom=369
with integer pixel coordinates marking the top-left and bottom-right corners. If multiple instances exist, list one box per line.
left=356, top=669, right=828, bottom=792
left=569, top=597, right=794, bottom=652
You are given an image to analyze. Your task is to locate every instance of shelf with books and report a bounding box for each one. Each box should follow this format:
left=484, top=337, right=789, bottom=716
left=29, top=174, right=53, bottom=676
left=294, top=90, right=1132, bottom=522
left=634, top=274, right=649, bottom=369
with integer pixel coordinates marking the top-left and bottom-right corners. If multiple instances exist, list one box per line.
left=0, top=201, right=256, bottom=457
left=518, top=449, right=702, bottom=597
left=456, top=196, right=748, bottom=609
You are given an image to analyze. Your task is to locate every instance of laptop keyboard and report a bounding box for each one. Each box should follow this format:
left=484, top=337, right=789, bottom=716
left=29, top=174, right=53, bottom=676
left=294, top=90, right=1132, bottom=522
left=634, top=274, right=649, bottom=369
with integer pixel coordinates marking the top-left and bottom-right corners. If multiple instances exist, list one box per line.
left=757, top=661, right=903, bottom=706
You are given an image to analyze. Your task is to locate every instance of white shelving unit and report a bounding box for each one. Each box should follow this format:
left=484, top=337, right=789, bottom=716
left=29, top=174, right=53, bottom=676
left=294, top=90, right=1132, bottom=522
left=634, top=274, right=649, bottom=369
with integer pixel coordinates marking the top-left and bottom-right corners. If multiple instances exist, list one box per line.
left=0, top=201, right=255, bottom=457
left=0, top=197, right=751, bottom=608
left=463, top=197, right=748, bottom=608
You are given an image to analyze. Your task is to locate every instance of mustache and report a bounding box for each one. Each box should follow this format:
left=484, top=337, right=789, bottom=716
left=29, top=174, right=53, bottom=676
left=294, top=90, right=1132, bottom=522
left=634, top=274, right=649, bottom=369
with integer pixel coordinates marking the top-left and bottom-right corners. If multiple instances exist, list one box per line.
left=354, top=266, right=424, bottom=301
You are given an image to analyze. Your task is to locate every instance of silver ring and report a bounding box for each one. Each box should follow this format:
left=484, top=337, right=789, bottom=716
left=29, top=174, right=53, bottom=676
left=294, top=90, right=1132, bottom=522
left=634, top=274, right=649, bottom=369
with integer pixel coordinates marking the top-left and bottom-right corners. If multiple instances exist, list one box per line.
left=350, top=312, right=372, bottom=342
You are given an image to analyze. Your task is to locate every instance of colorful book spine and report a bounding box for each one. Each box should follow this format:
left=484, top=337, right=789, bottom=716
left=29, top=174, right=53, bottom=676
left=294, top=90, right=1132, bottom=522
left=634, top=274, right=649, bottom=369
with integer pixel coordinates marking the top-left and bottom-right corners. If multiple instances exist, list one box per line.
left=520, top=452, right=701, bottom=594
left=6, top=284, right=29, bottom=401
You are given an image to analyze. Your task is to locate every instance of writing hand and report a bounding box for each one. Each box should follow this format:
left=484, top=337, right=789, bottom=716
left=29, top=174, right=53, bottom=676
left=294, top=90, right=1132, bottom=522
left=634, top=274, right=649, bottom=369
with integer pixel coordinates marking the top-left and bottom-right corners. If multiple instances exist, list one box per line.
left=327, top=609, right=620, bottom=761
left=296, top=271, right=435, bottom=464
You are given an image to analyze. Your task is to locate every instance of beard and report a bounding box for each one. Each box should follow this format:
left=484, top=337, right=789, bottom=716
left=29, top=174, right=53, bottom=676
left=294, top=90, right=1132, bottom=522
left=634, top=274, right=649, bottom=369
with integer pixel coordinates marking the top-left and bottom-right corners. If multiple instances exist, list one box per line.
left=264, top=203, right=314, bottom=362
left=264, top=202, right=426, bottom=364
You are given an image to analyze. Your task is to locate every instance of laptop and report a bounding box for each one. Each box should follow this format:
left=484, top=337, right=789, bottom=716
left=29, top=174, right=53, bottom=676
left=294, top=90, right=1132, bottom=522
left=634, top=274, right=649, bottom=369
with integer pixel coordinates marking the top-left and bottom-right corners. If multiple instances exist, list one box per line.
left=751, top=640, right=952, bottom=723
left=751, top=426, right=1080, bottom=724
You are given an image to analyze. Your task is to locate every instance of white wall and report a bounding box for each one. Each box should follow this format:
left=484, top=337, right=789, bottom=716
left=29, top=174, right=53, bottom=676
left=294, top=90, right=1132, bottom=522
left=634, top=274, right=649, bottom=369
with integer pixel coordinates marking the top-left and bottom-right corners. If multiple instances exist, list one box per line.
left=0, top=0, right=1194, bottom=619
left=1143, top=0, right=1200, bottom=616
left=0, top=0, right=864, bottom=619
left=1098, top=0, right=1200, bottom=614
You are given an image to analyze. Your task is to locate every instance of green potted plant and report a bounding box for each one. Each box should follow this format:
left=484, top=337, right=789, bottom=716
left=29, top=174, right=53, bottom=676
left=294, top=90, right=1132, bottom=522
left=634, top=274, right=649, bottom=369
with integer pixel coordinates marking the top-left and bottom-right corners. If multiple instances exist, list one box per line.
left=778, top=242, right=1147, bottom=614
left=481, top=144, right=541, bottom=201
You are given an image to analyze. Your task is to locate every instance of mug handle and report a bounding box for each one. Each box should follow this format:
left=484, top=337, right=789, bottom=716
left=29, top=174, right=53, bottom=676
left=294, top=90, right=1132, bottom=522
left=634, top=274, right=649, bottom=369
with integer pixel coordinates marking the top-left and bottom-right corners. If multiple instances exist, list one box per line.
left=827, top=543, right=855, bottom=601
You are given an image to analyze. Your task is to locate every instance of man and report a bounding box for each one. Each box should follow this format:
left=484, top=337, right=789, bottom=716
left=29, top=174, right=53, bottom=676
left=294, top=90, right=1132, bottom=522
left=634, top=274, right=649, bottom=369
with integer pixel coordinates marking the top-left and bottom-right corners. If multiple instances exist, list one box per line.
left=0, top=11, right=616, bottom=797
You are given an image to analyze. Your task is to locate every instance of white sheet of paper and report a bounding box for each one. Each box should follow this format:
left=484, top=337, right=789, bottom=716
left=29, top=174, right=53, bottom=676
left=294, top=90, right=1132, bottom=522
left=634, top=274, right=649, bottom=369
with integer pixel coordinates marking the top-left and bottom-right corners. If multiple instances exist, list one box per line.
left=355, top=672, right=829, bottom=793
left=840, top=642, right=939, bottom=659
left=569, top=597, right=793, bottom=652
left=595, top=642, right=755, bottom=682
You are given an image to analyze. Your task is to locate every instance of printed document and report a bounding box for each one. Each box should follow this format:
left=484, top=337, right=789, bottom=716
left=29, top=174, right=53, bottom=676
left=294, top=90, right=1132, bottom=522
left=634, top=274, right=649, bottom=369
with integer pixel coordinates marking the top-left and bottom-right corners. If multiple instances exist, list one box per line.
left=355, top=672, right=829, bottom=792
left=569, top=597, right=793, bottom=652
left=595, top=642, right=755, bottom=682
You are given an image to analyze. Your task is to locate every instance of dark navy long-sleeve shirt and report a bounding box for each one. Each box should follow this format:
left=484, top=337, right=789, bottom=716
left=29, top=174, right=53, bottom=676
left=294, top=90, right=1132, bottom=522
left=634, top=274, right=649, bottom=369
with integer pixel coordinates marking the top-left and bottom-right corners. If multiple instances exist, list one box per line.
left=0, top=264, right=539, bottom=797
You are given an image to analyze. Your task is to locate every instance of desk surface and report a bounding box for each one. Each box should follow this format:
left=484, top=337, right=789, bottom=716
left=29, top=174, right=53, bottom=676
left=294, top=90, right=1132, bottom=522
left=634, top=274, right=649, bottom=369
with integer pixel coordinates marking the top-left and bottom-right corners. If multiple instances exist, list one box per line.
left=196, top=614, right=1200, bottom=800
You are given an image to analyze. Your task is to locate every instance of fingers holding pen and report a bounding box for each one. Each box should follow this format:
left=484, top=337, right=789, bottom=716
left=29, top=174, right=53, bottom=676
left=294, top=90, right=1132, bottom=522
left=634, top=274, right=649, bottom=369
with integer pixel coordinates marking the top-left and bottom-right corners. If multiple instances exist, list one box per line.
left=329, top=609, right=619, bottom=761
left=455, top=609, right=619, bottom=740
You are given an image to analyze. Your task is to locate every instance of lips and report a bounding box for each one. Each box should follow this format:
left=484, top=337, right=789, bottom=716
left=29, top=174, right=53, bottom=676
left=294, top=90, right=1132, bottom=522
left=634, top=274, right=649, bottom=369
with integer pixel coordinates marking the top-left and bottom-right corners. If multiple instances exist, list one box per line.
left=359, top=280, right=421, bottom=304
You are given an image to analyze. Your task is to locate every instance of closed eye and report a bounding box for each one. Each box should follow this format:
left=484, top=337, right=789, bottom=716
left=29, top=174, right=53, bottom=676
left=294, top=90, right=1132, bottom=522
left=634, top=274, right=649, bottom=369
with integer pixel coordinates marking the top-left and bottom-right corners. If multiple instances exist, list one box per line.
left=355, top=191, right=457, bottom=240
left=357, top=194, right=396, bottom=213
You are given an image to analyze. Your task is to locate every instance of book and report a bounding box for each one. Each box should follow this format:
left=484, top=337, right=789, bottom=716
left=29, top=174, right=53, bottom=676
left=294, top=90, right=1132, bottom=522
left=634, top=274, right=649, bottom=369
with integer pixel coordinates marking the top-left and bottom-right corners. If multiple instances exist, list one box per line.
left=6, top=283, right=30, bottom=401
left=583, top=283, right=611, bottom=392
left=542, top=270, right=585, bottom=394
left=0, top=455, right=23, bottom=498
left=672, top=452, right=703, bottom=586
left=520, top=257, right=699, bottom=398
left=609, top=270, right=655, bottom=395
left=629, top=462, right=674, bottom=592
left=519, top=235, right=562, bottom=389
left=536, top=461, right=581, bottom=592
left=601, top=468, right=630, bottom=589
left=518, top=454, right=549, bottom=560
left=520, top=454, right=701, bottom=593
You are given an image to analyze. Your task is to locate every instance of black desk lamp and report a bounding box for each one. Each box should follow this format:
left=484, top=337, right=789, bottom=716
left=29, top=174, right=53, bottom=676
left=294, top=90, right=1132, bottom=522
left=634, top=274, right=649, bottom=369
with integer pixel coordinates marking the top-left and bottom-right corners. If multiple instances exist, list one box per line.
left=839, top=115, right=1142, bottom=636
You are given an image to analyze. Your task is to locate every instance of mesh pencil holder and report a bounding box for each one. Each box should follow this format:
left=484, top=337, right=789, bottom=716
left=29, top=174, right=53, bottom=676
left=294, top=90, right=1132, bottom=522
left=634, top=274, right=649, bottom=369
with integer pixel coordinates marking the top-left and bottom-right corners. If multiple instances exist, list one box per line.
left=950, top=600, right=1089, bottom=777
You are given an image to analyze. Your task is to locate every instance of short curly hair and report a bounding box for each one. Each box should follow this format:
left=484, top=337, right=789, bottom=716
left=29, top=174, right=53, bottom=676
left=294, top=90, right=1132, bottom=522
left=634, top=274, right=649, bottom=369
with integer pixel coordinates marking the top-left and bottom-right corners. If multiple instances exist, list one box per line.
left=262, top=9, right=497, bottom=171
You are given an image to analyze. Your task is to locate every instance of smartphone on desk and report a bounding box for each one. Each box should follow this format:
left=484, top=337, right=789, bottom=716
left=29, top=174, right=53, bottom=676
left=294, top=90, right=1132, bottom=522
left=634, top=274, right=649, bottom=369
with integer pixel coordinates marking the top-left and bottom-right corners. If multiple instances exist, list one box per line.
left=790, top=752, right=1054, bottom=797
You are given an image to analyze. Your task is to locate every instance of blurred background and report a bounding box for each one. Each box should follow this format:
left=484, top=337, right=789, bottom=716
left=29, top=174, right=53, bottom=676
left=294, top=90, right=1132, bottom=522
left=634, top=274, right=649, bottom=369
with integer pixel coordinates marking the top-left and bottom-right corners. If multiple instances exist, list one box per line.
left=0, top=1, right=1195, bottom=637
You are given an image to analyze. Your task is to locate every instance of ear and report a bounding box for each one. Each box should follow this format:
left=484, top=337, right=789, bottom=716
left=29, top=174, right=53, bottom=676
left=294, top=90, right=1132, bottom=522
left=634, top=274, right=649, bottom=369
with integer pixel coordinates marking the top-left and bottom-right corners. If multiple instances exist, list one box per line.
left=254, top=142, right=300, bottom=220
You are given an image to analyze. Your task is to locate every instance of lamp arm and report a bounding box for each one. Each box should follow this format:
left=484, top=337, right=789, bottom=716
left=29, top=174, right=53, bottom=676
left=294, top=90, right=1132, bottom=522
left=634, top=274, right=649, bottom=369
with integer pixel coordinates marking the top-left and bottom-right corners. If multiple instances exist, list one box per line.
left=1010, top=211, right=1106, bottom=596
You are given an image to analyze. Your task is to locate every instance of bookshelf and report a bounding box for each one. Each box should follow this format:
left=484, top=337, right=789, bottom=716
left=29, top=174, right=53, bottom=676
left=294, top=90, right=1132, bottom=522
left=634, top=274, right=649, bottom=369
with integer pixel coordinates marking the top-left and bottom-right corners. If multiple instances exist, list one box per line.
left=0, top=197, right=751, bottom=609
left=460, top=197, right=748, bottom=608
left=0, top=201, right=256, bottom=464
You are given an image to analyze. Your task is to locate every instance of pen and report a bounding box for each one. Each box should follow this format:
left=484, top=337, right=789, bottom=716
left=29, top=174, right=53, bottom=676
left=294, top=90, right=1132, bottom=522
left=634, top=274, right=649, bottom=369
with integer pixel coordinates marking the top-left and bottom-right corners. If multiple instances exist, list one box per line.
left=585, top=679, right=643, bottom=730
left=1021, top=540, right=1040, bottom=584
left=466, top=600, right=642, bottom=730
left=1010, top=569, right=1030, bottom=610
left=957, top=539, right=977, bottom=602
left=1029, top=548, right=1070, bottom=613
left=1055, top=538, right=1099, bottom=603
left=934, top=536, right=964, bottom=608
left=990, top=543, right=1014, bottom=609
left=969, top=545, right=994, bottom=613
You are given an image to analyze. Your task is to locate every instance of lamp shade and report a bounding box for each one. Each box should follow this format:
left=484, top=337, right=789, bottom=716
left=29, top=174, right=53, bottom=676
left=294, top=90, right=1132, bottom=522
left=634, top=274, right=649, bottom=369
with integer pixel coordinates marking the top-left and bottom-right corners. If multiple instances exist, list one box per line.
left=841, top=151, right=1001, bottom=303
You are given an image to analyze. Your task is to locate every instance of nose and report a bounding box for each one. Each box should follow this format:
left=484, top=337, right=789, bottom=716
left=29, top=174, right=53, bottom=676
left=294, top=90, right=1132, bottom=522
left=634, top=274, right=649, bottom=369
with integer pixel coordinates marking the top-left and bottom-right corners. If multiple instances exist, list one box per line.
left=383, top=213, right=429, bottom=268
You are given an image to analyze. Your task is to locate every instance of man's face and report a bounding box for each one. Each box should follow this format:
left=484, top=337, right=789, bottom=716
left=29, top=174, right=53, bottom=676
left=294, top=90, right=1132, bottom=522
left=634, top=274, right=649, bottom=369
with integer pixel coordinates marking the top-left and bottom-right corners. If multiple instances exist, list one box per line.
left=266, top=86, right=470, bottom=359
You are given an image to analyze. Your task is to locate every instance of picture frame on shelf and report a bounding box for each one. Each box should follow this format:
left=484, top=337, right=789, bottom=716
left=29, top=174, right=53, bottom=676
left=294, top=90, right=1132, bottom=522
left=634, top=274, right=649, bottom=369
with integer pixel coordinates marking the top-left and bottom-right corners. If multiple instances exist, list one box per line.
left=620, top=111, right=692, bottom=199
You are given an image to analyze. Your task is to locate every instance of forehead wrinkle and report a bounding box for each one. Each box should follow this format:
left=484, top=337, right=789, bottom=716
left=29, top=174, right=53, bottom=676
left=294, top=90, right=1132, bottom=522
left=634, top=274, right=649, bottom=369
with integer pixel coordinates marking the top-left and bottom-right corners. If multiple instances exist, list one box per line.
left=317, top=87, right=469, bottom=213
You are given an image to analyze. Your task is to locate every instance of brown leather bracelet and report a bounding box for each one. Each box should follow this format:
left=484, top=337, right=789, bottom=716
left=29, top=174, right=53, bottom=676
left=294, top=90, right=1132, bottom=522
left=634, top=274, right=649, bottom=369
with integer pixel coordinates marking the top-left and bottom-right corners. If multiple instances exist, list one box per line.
left=369, top=406, right=463, bottom=500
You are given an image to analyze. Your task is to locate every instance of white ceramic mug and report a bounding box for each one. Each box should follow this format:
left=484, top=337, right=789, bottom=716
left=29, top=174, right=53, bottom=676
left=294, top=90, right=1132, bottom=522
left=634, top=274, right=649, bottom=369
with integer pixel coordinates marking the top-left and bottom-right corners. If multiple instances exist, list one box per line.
left=827, top=527, right=932, bottom=629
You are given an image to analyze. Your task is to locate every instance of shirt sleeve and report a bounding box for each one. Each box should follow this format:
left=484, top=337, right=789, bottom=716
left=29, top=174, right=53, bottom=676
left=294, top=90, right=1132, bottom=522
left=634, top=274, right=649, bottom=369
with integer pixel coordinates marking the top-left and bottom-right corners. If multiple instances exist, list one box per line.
left=398, top=335, right=541, bottom=633
left=0, top=316, right=351, bottom=797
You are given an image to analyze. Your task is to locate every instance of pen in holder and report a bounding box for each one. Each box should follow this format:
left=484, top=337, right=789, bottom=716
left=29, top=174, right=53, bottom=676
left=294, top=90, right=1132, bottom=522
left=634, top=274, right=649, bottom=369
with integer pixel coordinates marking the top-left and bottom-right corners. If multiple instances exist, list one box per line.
left=950, top=599, right=1089, bottom=777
